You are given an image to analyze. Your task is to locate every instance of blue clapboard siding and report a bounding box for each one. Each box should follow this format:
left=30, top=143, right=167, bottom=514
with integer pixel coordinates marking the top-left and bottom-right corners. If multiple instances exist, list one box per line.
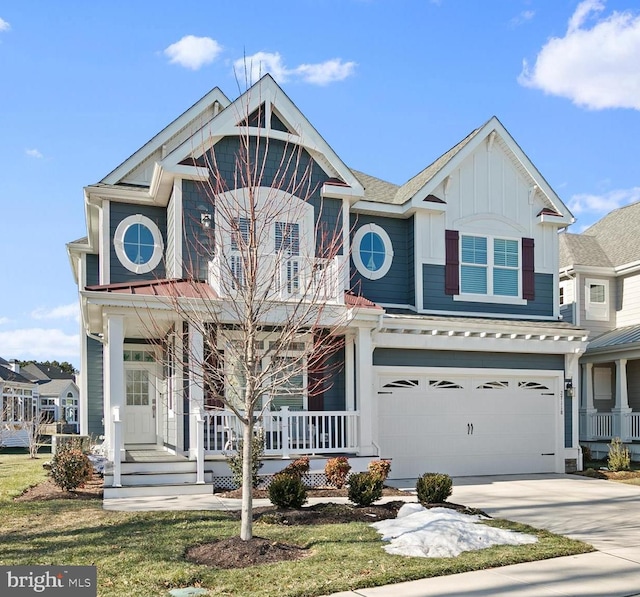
left=86, top=336, right=104, bottom=438
left=423, top=264, right=554, bottom=317
left=109, top=203, right=167, bottom=283
left=373, top=348, right=565, bottom=370
left=182, top=136, right=341, bottom=278
left=86, top=254, right=99, bottom=286
left=350, top=214, right=414, bottom=306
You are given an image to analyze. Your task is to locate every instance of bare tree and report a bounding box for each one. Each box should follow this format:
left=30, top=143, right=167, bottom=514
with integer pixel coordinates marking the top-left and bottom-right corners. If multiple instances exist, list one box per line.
left=148, top=99, right=350, bottom=540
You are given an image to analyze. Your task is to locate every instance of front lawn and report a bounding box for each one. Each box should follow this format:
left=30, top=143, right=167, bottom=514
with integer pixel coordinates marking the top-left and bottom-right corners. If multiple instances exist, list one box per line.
left=0, top=453, right=593, bottom=597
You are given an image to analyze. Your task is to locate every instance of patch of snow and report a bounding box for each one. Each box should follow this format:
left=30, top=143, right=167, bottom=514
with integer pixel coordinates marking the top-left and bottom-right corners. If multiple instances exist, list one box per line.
left=371, top=504, right=537, bottom=558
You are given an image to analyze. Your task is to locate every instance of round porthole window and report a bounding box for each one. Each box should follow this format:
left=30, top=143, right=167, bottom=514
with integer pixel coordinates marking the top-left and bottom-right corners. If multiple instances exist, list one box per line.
left=114, top=215, right=164, bottom=274
left=352, top=224, right=394, bottom=280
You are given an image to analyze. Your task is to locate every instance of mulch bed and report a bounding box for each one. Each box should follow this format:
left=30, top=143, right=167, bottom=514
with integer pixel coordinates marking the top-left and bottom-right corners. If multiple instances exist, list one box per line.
left=14, top=474, right=104, bottom=501
left=575, top=468, right=640, bottom=481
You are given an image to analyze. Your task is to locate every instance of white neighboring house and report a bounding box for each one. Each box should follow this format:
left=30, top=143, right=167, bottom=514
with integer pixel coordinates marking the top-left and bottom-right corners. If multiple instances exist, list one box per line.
left=19, top=363, right=80, bottom=432
left=0, top=359, right=39, bottom=448
left=560, top=202, right=640, bottom=458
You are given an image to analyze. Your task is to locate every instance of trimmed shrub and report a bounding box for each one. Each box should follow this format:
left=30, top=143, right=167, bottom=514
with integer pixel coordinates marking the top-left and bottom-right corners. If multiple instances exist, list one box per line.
left=268, top=474, right=307, bottom=509
left=49, top=446, right=93, bottom=491
left=225, top=428, right=265, bottom=489
left=416, top=472, right=453, bottom=505
left=368, top=459, right=392, bottom=483
left=325, top=456, right=351, bottom=489
left=348, top=472, right=383, bottom=506
left=608, top=437, right=631, bottom=472
left=280, top=456, right=310, bottom=479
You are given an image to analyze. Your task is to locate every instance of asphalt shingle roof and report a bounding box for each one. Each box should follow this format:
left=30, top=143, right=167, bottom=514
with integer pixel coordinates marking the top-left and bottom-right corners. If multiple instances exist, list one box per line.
left=37, top=379, right=75, bottom=396
left=0, top=364, right=33, bottom=385
left=559, top=233, right=612, bottom=269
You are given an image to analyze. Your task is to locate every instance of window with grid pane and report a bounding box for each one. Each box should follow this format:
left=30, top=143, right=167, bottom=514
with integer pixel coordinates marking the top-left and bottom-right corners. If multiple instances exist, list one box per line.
left=126, top=370, right=149, bottom=406
left=461, top=235, right=487, bottom=294
left=270, top=357, right=304, bottom=411
left=493, top=238, right=519, bottom=296
left=231, top=217, right=251, bottom=251
left=275, top=222, right=299, bottom=256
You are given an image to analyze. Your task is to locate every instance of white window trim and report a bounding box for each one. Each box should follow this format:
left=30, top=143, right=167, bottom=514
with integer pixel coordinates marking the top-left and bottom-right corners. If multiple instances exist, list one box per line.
left=585, top=278, right=610, bottom=321
left=456, top=234, right=522, bottom=303
left=352, top=223, right=394, bottom=280
left=114, top=214, right=164, bottom=274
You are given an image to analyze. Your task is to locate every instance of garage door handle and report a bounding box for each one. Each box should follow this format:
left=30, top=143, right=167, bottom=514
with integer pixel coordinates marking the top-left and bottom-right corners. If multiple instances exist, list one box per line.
left=470, top=423, right=473, bottom=435
left=541, top=452, right=555, bottom=456
left=467, top=423, right=474, bottom=435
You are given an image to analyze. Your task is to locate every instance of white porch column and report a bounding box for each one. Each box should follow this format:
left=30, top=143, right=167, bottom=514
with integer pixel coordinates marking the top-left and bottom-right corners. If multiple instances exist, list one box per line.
left=344, top=335, right=355, bottom=412
left=104, top=314, right=125, bottom=462
left=188, top=324, right=205, bottom=459
left=355, top=326, right=375, bottom=456
left=565, top=353, right=581, bottom=449
left=614, top=358, right=632, bottom=441
left=582, top=362, right=596, bottom=440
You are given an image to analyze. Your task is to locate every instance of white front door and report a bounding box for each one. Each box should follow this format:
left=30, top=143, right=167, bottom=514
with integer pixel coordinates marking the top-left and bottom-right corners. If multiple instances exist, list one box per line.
left=124, top=366, right=157, bottom=444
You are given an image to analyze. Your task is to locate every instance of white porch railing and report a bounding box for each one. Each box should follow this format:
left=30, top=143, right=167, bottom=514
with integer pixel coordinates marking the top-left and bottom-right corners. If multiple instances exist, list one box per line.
left=629, top=413, right=640, bottom=441
left=208, top=254, right=344, bottom=304
left=590, top=412, right=613, bottom=439
left=202, top=408, right=359, bottom=457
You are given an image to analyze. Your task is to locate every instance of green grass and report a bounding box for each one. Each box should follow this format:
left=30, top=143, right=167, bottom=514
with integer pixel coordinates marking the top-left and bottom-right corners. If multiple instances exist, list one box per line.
left=0, top=453, right=593, bottom=597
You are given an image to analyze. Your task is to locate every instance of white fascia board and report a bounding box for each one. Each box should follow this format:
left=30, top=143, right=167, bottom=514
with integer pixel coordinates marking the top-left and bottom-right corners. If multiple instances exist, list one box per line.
left=571, top=265, right=616, bottom=276
left=350, top=200, right=405, bottom=216
left=101, top=87, right=230, bottom=185
left=85, top=184, right=153, bottom=204
left=538, top=212, right=573, bottom=226
left=615, top=260, right=640, bottom=275
left=321, top=183, right=364, bottom=202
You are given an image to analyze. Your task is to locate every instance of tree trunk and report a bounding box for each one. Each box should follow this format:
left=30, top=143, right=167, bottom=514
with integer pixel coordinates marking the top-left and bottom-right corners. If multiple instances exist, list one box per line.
left=240, top=418, right=254, bottom=540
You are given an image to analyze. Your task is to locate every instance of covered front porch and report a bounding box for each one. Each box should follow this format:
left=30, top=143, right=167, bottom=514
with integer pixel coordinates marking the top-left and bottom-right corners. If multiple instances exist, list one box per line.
left=579, top=330, right=640, bottom=459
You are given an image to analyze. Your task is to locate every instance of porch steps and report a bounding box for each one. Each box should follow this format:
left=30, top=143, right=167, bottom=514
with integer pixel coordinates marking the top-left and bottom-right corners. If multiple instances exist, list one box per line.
left=104, top=471, right=214, bottom=487
left=103, top=482, right=215, bottom=499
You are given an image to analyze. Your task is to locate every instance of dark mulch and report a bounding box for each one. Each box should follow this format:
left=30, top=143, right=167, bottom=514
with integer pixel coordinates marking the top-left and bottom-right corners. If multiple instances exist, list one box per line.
left=574, top=468, right=640, bottom=480
left=185, top=536, right=309, bottom=568
left=14, top=475, right=104, bottom=501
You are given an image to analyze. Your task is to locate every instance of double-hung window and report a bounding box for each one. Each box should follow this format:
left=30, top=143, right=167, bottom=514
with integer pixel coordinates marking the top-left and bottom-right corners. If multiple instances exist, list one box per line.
left=460, top=235, right=520, bottom=297
left=275, top=222, right=300, bottom=294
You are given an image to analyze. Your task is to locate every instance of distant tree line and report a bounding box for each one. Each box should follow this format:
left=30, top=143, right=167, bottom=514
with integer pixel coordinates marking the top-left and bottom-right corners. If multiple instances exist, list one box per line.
left=18, top=360, right=78, bottom=375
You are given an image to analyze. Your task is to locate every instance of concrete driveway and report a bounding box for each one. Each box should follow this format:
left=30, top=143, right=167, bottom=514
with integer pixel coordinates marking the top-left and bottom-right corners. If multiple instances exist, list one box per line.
left=339, top=473, right=640, bottom=597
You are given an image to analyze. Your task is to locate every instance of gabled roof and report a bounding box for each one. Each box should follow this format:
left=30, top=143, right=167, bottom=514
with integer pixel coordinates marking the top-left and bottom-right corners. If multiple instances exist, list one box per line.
left=20, top=363, right=74, bottom=382
left=580, top=201, right=640, bottom=267
left=37, top=379, right=77, bottom=397
left=0, top=364, right=33, bottom=385
left=559, top=233, right=612, bottom=270
left=350, top=170, right=399, bottom=203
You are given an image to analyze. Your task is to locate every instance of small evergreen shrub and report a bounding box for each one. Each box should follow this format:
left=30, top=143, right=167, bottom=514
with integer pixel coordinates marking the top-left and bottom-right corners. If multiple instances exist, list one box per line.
left=368, top=459, right=392, bottom=483
left=416, top=472, right=453, bottom=505
left=325, top=456, right=351, bottom=489
left=268, top=474, right=307, bottom=508
left=280, top=456, right=310, bottom=479
left=49, top=446, right=93, bottom=491
left=348, top=472, right=383, bottom=506
left=608, top=437, right=631, bottom=472
left=225, top=428, right=265, bottom=489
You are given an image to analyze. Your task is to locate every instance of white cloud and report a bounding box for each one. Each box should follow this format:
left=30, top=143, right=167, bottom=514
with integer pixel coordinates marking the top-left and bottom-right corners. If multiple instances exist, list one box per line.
left=510, top=10, right=535, bottom=27
left=295, top=59, right=357, bottom=85
left=519, top=0, right=640, bottom=110
left=0, top=329, right=79, bottom=361
left=0, top=317, right=10, bottom=325
left=164, top=35, right=222, bottom=70
left=0, top=17, right=10, bottom=32
left=31, top=303, right=79, bottom=322
left=568, top=186, right=640, bottom=216
left=234, top=52, right=356, bottom=86
left=25, top=148, right=43, bottom=159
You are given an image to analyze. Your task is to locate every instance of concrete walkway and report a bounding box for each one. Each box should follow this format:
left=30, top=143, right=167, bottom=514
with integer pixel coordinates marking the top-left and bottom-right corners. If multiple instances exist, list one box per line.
left=105, top=474, right=640, bottom=596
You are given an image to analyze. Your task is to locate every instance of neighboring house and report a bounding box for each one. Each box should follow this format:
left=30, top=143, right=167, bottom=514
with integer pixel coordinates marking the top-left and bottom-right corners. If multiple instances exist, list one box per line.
left=68, top=75, right=587, bottom=497
left=0, top=360, right=39, bottom=447
left=19, top=363, right=80, bottom=431
left=560, top=203, right=640, bottom=458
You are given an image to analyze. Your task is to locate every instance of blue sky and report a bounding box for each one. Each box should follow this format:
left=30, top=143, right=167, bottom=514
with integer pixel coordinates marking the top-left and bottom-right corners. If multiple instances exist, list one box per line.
left=1, top=0, right=639, bottom=367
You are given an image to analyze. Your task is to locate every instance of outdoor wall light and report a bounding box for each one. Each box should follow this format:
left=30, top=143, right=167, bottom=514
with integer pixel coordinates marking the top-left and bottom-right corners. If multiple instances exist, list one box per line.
left=565, top=379, right=573, bottom=397
left=201, top=213, right=212, bottom=229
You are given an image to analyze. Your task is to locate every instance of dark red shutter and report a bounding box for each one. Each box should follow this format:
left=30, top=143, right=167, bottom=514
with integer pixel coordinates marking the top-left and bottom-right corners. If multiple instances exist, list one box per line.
left=445, top=230, right=459, bottom=295
left=522, top=237, right=535, bottom=300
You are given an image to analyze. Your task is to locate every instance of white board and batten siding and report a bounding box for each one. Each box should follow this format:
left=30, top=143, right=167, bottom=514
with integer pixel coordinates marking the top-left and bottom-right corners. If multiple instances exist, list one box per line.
left=375, top=368, right=563, bottom=479
left=616, top=273, right=640, bottom=328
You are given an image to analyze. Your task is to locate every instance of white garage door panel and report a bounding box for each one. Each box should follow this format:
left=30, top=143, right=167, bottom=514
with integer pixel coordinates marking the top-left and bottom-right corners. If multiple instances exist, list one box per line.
left=377, top=376, right=558, bottom=478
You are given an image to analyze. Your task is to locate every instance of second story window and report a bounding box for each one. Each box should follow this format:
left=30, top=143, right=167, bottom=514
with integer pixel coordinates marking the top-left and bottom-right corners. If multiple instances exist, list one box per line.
left=585, top=278, right=609, bottom=321
left=352, top=223, right=394, bottom=280
left=114, top=214, right=164, bottom=274
left=460, top=235, right=520, bottom=297
left=275, top=222, right=300, bottom=256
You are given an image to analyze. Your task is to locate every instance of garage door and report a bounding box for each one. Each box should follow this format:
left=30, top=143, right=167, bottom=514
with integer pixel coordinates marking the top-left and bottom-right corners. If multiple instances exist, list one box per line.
left=377, top=372, right=559, bottom=478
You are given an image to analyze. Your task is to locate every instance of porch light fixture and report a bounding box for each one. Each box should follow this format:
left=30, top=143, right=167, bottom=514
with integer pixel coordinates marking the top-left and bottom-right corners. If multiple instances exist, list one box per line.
left=201, top=213, right=212, bottom=229
left=565, top=379, right=573, bottom=397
